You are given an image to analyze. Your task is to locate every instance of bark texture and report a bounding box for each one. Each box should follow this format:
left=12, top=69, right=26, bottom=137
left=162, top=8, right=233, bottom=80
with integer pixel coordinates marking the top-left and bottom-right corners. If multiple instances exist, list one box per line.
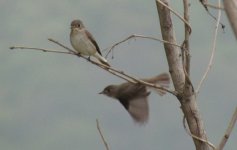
left=224, top=0, right=237, bottom=38
left=156, top=0, right=209, bottom=149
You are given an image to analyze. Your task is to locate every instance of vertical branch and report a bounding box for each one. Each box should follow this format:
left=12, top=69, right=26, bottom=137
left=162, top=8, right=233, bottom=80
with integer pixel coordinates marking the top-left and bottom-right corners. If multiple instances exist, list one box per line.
left=96, top=119, right=109, bottom=150
left=155, top=0, right=185, bottom=94
left=183, top=0, right=191, bottom=75
left=217, top=107, right=237, bottom=150
left=156, top=0, right=209, bottom=149
left=223, top=0, right=237, bottom=38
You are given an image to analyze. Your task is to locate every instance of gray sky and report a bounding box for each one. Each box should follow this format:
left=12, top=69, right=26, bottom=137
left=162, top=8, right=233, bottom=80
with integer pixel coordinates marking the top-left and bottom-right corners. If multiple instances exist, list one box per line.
left=1, top=0, right=237, bottom=149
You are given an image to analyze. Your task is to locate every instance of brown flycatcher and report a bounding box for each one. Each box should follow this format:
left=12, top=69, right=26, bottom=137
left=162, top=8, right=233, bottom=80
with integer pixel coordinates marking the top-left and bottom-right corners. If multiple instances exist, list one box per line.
left=70, top=19, right=110, bottom=66
left=99, top=73, right=170, bottom=124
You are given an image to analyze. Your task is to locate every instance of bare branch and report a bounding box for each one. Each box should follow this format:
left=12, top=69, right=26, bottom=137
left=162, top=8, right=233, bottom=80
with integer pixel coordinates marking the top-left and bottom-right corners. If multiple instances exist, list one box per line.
left=49, top=38, right=176, bottom=95
left=156, top=0, right=185, bottom=93
left=199, top=0, right=225, bottom=29
left=182, top=0, right=196, bottom=101
left=196, top=0, right=221, bottom=94
left=96, top=119, right=109, bottom=150
left=48, top=38, right=76, bottom=54
left=10, top=39, right=176, bottom=96
left=156, top=0, right=192, bottom=34
left=204, top=3, right=224, bottom=10
left=199, top=0, right=224, bottom=10
left=10, top=46, right=73, bottom=55
left=104, top=34, right=181, bottom=58
left=183, top=116, right=217, bottom=150
left=223, top=0, right=237, bottom=39
left=217, top=106, right=237, bottom=150
left=182, top=0, right=191, bottom=75
left=156, top=1, right=210, bottom=149
left=10, top=46, right=137, bottom=84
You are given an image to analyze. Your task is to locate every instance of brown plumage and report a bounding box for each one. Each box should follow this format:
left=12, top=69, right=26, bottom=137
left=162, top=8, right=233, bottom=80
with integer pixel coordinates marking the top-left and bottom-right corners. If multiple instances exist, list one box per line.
left=70, top=19, right=110, bottom=66
left=99, top=73, right=170, bottom=124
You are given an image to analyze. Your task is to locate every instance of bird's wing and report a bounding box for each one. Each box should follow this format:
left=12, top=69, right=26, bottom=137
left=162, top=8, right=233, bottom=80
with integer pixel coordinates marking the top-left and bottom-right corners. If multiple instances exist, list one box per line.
left=85, top=29, right=102, bottom=55
left=116, top=83, right=150, bottom=124
left=119, top=96, right=149, bottom=124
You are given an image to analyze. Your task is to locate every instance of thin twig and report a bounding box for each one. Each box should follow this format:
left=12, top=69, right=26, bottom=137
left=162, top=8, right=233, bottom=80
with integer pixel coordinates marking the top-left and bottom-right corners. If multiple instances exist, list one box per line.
left=156, top=0, right=192, bottom=34
left=181, top=0, right=196, bottom=98
left=183, top=116, right=216, bottom=150
left=196, top=0, right=221, bottom=94
left=96, top=119, right=109, bottom=150
left=182, top=0, right=191, bottom=75
left=11, top=46, right=136, bottom=84
left=48, top=38, right=76, bottom=54
left=204, top=3, right=224, bottom=10
left=10, top=39, right=176, bottom=96
left=10, top=46, right=74, bottom=55
left=104, top=34, right=181, bottom=58
left=199, top=0, right=225, bottom=29
left=217, top=106, right=237, bottom=150
left=47, top=38, right=140, bottom=83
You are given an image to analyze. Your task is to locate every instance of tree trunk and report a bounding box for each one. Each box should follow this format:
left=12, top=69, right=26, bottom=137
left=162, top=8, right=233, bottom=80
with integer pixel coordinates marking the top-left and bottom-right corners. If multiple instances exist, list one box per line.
left=156, top=0, right=209, bottom=149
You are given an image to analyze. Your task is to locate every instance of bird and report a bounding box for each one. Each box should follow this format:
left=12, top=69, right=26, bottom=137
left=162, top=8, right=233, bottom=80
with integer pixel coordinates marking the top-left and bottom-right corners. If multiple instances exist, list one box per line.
left=70, top=19, right=110, bottom=66
left=99, top=73, right=170, bottom=124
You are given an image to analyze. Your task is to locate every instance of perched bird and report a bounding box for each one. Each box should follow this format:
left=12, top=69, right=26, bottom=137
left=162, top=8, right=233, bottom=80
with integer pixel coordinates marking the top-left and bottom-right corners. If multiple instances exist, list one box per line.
left=70, top=19, right=110, bottom=66
left=99, top=73, right=170, bottom=124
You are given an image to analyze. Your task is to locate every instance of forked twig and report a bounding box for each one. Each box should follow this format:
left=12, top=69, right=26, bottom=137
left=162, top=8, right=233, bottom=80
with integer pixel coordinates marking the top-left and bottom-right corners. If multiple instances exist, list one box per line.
left=96, top=119, right=109, bottom=150
left=104, top=34, right=181, bottom=58
left=156, top=0, right=192, bottom=34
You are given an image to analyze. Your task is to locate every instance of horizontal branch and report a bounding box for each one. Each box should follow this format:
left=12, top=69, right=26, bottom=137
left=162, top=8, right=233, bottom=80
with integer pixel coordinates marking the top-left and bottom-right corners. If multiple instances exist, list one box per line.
left=10, top=46, right=74, bottom=55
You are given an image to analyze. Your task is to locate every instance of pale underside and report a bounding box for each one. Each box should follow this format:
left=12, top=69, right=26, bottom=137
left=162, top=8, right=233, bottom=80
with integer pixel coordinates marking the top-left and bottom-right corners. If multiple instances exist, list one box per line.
left=70, top=29, right=97, bottom=56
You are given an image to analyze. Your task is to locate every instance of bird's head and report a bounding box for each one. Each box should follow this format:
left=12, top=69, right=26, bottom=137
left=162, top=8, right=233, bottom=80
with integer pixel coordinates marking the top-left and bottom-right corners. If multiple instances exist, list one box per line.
left=70, top=19, right=84, bottom=30
left=99, top=85, right=118, bottom=98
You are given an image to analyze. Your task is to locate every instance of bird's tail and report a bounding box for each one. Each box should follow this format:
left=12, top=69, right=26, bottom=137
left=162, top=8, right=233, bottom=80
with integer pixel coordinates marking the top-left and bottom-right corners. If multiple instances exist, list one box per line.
left=94, top=53, right=110, bottom=66
left=142, top=73, right=170, bottom=96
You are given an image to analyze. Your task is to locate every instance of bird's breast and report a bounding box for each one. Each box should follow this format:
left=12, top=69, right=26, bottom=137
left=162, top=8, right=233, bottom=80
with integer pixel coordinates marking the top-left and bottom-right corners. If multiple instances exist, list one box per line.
left=70, top=31, right=96, bottom=56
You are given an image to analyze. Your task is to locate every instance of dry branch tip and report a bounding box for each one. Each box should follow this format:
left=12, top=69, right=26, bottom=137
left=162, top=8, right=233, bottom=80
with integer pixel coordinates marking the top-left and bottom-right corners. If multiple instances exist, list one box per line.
left=9, top=46, right=15, bottom=50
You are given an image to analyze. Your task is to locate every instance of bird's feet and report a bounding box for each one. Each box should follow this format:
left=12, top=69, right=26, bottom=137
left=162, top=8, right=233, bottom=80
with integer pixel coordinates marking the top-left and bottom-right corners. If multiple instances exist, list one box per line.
left=76, top=52, right=81, bottom=57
